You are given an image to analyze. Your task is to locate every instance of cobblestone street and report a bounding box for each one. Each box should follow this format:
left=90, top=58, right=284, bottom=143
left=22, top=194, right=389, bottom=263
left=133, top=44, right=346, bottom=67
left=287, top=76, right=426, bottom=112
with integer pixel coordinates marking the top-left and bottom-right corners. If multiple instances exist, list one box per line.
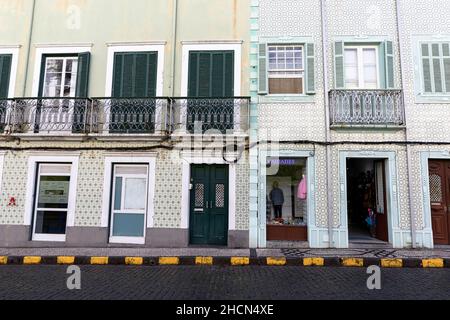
left=0, top=266, right=449, bottom=300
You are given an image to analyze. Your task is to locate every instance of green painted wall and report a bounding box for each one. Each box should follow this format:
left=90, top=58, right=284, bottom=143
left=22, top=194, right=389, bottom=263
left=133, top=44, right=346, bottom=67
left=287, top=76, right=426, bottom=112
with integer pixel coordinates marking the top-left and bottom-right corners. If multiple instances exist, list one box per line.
left=0, top=0, right=250, bottom=97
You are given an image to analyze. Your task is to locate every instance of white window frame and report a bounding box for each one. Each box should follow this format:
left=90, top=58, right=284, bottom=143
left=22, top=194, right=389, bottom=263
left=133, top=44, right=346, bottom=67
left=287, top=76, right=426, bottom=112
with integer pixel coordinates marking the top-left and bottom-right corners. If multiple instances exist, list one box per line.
left=104, top=42, right=165, bottom=97
left=101, top=153, right=157, bottom=245
left=41, top=56, right=79, bottom=98
left=24, top=153, right=80, bottom=242
left=0, top=46, right=20, bottom=98
left=109, top=165, right=149, bottom=244
left=267, top=44, right=305, bottom=96
left=344, top=45, right=380, bottom=89
left=31, top=45, right=92, bottom=97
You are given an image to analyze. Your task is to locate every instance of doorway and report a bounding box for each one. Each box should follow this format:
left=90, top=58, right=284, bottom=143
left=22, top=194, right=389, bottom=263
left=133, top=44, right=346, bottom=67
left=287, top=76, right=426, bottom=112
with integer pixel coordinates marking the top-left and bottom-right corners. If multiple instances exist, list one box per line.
left=189, top=164, right=229, bottom=246
left=428, top=160, right=450, bottom=245
left=346, top=158, right=389, bottom=244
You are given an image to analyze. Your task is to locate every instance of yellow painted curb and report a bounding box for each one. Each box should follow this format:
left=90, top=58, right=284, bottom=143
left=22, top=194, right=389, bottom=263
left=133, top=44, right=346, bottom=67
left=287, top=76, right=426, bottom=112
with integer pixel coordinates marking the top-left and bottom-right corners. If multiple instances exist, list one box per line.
left=341, top=258, right=364, bottom=267
left=23, top=256, right=42, bottom=265
left=0, top=256, right=7, bottom=265
left=159, top=257, right=180, bottom=265
left=422, top=258, right=444, bottom=268
left=57, top=256, right=75, bottom=265
left=267, top=257, right=287, bottom=266
left=91, top=257, right=109, bottom=265
left=125, top=257, right=143, bottom=265
left=231, top=257, right=250, bottom=266
left=303, top=257, right=324, bottom=267
left=381, top=259, right=403, bottom=268
left=196, top=257, right=213, bottom=265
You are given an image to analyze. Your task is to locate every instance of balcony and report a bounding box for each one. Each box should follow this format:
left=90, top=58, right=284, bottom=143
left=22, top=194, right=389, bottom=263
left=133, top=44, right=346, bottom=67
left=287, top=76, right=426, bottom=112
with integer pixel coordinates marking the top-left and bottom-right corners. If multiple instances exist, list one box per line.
left=171, top=97, right=250, bottom=134
left=329, top=90, right=405, bottom=127
left=0, top=97, right=250, bottom=138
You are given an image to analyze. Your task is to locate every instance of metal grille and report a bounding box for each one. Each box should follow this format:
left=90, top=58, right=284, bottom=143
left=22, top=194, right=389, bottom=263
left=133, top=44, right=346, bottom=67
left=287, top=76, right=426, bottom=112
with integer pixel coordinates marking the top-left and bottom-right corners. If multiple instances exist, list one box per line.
left=429, top=174, right=443, bottom=203
left=195, top=184, right=204, bottom=208
left=215, top=184, right=225, bottom=208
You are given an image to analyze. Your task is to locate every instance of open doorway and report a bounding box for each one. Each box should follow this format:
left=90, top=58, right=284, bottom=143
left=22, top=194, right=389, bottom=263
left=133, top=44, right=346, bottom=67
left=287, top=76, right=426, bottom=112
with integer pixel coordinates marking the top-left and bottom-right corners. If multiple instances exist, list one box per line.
left=346, top=158, right=389, bottom=245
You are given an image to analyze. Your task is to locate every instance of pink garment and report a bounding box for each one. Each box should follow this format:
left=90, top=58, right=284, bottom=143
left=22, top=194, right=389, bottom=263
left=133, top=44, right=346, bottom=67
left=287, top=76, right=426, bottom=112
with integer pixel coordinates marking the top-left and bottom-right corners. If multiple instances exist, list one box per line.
left=297, top=177, right=307, bottom=200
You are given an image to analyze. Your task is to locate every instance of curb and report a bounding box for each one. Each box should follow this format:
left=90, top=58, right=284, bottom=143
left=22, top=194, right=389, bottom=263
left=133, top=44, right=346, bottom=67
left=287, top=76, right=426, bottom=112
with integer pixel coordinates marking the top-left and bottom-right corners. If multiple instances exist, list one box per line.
left=0, top=256, right=449, bottom=268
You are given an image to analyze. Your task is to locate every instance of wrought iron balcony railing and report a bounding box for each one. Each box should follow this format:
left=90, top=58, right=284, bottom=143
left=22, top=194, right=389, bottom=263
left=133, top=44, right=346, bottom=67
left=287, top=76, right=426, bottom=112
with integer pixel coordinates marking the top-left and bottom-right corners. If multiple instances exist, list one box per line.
left=1, top=98, right=93, bottom=134
left=329, top=90, right=405, bottom=127
left=91, top=98, right=170, bottom=134
left=171, top=97, right=250, bottom=134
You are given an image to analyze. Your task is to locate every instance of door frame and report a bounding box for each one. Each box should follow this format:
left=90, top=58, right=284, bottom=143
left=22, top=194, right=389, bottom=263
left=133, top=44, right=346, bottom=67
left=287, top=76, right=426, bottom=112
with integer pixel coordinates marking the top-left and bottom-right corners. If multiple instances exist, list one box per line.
left=180, top=153, right=236, bottom=238
left=420, top=151, right=450, bottom=248
left=339, top=151, right=399, bottom=248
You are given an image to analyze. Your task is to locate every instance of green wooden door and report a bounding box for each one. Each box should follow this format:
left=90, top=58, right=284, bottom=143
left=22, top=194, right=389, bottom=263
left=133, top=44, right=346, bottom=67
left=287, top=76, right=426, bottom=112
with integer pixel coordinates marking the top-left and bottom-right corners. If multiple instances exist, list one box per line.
left=190, top=165, right=229, bottom=246
left=0, top=54, right=12, bottom=131
left=187, top=51, right=234, bottom=133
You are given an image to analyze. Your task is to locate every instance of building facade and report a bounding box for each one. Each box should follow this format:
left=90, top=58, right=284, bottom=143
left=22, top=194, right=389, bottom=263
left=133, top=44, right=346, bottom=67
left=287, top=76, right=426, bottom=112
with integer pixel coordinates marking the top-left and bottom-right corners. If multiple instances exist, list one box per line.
left=0, top=0, right=449, bottom=250
left=0, top=0, right=251, bottom=248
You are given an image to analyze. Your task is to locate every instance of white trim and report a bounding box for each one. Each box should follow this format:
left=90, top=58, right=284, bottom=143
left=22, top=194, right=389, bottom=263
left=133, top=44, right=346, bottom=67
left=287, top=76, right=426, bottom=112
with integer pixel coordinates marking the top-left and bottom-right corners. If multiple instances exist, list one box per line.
left=31, top=46, right=92, bottom=97
left=0, top=47, right=20, bottom=98
left=104, top=43, right=165, bottom=96
left=106, top=41, right=166, bottom=47
left=180, top=154, right=237, bottom=234
left=0, top=151, right=5, bottom=195
left=181, top=42, right=242, bottom=96
left=101, top=154, right=157, bottom=245
left=24, top=155, right=80, bottom=242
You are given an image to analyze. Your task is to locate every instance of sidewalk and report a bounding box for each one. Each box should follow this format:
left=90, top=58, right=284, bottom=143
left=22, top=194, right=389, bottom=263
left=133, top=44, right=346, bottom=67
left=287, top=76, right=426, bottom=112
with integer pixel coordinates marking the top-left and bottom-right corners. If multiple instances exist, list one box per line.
left=1, top=247, right=450, bottom=268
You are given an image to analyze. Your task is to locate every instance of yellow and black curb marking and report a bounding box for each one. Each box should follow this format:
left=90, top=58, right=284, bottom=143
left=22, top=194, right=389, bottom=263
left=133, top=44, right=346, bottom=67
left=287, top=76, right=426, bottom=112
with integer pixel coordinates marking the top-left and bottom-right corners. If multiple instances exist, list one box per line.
left=0, top=256, right=448, bottom=268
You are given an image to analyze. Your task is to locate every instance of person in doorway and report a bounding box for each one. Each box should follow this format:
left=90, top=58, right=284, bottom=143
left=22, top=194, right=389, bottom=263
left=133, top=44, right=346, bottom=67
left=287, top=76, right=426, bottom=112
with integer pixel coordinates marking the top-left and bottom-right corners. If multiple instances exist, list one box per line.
left=270, top=181, right=285, bottom=219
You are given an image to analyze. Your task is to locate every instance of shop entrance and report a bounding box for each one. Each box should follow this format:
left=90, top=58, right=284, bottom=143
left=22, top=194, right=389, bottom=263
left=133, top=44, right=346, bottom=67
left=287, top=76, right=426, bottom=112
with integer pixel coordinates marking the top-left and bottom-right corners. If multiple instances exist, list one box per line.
left=346, top=158, right=389, bottom=244
left=265, top=157, right=308, bottom=244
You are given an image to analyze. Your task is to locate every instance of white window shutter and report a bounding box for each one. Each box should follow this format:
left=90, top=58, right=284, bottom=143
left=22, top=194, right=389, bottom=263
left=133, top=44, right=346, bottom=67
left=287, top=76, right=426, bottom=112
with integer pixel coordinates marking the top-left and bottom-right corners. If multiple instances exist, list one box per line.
left=305, top=43, right=315, bottom=94
left=258, top=43, right=268, bottom=95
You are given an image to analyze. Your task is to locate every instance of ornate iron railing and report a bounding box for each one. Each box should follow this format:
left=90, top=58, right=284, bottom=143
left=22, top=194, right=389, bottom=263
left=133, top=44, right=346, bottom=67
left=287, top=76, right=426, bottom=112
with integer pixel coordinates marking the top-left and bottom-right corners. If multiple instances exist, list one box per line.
left=1, top=98, right=93, bottom=134
left=329, top=90, right=405, bottom=126
left=171, top=97, right=250, bottom=134
left=91, top=98, right=170, bottom=134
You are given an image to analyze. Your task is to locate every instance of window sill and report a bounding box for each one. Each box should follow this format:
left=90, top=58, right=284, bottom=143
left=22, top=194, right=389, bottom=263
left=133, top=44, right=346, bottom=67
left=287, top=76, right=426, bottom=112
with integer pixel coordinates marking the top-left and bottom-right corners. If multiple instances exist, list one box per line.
left=259, top=94, right=316, bottom=103
left=331, top=124, right=406, bottom=131
left=415, top=94, right=450, bottom=104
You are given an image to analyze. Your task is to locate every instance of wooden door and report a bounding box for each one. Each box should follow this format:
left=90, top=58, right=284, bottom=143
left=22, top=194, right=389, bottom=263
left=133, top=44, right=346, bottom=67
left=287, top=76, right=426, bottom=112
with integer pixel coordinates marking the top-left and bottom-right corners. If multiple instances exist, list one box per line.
left=375, top=160, right=389, bottom=242
left=429, top=160, right=450, bottom=245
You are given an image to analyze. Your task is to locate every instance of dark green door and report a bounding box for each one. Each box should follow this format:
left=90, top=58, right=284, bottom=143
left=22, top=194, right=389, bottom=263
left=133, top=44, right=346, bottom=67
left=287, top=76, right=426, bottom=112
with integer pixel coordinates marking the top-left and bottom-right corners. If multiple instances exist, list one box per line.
left=190, top=165, right=229, bottom=245
left=0, top=54, right=12, bottom=132
left=187, top=50, right=234, bottom=133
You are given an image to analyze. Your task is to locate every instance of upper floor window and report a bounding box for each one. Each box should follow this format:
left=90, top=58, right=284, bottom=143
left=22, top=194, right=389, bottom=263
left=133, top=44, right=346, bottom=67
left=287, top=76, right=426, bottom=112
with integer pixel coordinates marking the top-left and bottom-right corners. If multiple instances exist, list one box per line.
left=420, top=42, right=450, bottom=95
left=0, top=54, right=12, bottom=98
left=42, top=56, right=78, bottom=97
left=268, top=45, right=304, bottom=94
left=344, top=46, right=379, bottom=89
left=258, top=42, right=315, bottom=96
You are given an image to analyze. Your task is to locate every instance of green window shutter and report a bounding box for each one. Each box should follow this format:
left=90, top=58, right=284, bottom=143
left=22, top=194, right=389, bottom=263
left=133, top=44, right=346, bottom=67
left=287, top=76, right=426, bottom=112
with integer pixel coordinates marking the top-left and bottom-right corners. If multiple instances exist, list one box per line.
left=305, top=43, right=315, bottom=94
left=384, top=41, right=395, bottom=89
left=421, top=43, right=433, bottom=93
left=75, top=52, right=90, bottom=98
left=334, top=41, right=345, bottom=89
left=188, top=51, right=234, bottom=97
left=443, top=43, right=450, bottom=93
left=258, top=43, right=268, bottom=94
left=112, top=52, right=158, bottom=98
left=0, top=54, right=12, bottom=98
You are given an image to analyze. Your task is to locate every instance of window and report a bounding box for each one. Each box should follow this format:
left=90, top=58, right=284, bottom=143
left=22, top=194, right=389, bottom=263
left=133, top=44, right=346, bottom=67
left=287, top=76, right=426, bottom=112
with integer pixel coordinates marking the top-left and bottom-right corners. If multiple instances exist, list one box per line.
left=0, top=54, right=12, bottom=98
left=268, top=45, right=304, bottom=94
left=42, top=56, right=78, bottom=97
left=32, top=164, right=72, bottom=241
left=421, top=42, right=450, bottom=94
left=344, top=46, right=379, bottom=89
left=110, top=165, right=149, bottom=243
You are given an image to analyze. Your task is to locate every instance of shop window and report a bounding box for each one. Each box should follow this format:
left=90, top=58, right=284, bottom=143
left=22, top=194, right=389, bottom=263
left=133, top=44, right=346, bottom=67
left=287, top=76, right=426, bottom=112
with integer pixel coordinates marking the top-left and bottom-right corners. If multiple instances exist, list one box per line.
left=266, top=157, right=308, bottom=242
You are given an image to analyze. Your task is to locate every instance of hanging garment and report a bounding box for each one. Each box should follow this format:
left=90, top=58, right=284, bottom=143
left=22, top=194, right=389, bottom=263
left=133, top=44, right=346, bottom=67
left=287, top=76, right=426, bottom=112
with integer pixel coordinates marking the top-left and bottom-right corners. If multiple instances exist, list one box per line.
left=297, top=176, right=307, bottom=200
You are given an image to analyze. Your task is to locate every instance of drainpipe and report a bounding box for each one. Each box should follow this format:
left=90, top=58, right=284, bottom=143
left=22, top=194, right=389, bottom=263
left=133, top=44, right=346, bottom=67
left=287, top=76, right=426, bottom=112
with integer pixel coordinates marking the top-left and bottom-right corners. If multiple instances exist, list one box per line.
left=170, top=0, right=179, bottom=96
left=320, top=0, right=334, bottom=248
left=22, top=0, right=37, bottom=96
left=395, top=0, right=417, bottom=248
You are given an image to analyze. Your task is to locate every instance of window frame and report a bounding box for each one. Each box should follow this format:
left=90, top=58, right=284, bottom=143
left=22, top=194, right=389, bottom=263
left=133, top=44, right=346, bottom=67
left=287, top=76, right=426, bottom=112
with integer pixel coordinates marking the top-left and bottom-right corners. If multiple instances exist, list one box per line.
left=267, top=44, right=305, bottom=96
left=41, top=55, right=79, bottom=98
left=109, top=164, right=149, bottom=244
left=105, top=43, right=165, bottom=97
left=0, top=47, right=19, bottom=98
left=419, top=41, right=450, bottom=96
left=344, top=45, right=381, bottom=90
